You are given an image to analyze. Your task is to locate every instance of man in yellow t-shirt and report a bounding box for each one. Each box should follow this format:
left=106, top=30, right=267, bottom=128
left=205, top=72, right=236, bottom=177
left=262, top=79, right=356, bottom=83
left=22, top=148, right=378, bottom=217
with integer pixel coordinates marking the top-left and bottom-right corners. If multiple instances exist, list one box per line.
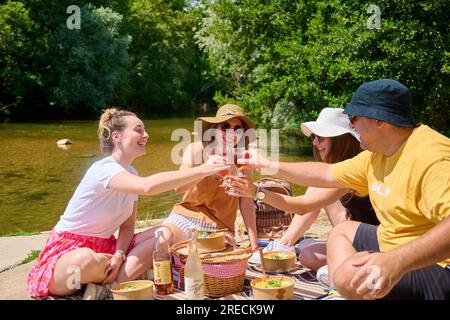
left=243, top=79, right=449, bottom=300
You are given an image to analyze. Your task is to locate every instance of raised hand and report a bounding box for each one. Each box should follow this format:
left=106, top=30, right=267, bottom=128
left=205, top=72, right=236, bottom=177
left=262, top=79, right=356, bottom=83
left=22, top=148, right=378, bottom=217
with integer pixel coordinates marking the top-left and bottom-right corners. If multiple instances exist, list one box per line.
left=226, top=176, right=257, bottom=198
left=235, top=148, right=272, bottom=170
left=200, top=155, right=231, bottom=176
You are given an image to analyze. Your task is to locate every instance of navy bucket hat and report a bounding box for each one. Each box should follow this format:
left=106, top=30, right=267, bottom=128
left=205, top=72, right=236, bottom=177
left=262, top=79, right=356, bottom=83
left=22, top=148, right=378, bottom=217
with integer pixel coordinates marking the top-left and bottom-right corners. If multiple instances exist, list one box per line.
left=344, top=79, right=417, bottom=127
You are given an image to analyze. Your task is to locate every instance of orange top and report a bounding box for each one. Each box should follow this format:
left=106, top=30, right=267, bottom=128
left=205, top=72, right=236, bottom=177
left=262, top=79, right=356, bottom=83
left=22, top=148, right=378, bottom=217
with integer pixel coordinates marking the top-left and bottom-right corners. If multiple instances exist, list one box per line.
left=172, top=175, right=239, bottom=231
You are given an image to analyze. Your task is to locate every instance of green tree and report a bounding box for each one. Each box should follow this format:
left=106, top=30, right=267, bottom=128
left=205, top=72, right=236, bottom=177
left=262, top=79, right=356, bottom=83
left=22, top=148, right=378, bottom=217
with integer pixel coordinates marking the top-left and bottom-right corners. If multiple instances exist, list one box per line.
left=1, top=0, right=131, bottom=119
left=0, top=1, right=44, bottom=117
left=121, top=0, right=206, bottom=115
left=50, top=4, right=130, bottom=112
left=197, top=0, right=450, bottom=135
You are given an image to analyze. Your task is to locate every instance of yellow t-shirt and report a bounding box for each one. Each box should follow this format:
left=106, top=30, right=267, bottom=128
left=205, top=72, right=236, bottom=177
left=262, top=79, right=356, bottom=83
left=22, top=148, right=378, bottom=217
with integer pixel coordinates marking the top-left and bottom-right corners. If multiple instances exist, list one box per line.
left=331, top=125, right=450, bottom=267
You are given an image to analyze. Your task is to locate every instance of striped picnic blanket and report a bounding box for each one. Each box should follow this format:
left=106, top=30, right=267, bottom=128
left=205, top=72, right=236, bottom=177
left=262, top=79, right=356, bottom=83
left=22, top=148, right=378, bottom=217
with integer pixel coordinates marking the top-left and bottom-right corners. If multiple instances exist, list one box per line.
left=35, top=261, right=329, bottom=300
left=156, top=262, right=328, bottom=300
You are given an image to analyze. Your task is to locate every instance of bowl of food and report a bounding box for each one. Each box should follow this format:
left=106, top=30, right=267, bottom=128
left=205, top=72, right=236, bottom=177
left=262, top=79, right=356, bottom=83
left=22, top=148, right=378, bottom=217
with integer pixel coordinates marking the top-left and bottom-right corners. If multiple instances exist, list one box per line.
left=251, top=276, right=295, bottom=300
left=262, top=251, right=296, bottom=272
left=194, top=230, right=226, bottom=253
left=111, top=280, right=154, bottom=300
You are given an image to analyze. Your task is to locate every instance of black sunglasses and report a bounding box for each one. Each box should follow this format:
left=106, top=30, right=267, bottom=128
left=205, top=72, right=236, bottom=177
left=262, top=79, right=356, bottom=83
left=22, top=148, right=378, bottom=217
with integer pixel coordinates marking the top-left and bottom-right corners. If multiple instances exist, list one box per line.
left=218, top=122, right=244, bottom=132
left=310, top=133, right=323, bottom=143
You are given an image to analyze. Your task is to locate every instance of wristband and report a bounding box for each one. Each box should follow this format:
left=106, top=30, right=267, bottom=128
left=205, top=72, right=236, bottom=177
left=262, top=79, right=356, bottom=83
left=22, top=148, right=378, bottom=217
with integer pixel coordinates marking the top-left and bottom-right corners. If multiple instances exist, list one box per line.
left=114, top=249, right=126, bottom=262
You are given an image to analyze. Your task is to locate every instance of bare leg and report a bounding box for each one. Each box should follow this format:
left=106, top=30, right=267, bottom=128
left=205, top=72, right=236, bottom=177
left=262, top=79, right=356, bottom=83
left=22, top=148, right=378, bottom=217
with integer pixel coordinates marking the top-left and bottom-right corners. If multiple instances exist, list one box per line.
left=278, top=187, right=323, bottom=246
left=48, top=248, right=111, bottom=296
left=333, top=251, right=373, bottom=299
left=326, top=220, right=360, bottom=287
left=114, top=223, right=187, bottom=283
left=279, top=210, right=320, bottom=246
left=298, top=243, right=327, bottom=271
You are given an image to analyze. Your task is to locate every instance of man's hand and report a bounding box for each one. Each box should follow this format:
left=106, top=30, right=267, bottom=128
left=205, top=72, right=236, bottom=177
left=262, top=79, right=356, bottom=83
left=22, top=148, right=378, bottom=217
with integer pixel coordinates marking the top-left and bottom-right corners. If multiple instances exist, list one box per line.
left=236, top=148, right=272, bottom=170
left=350, top=251, right=405, bottom=300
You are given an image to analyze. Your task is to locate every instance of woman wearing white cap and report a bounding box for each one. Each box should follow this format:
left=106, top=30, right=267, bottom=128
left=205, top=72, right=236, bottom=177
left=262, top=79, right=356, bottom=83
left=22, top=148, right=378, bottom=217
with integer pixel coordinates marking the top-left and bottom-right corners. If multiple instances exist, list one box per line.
left=229, top=108, right=379, bottom=275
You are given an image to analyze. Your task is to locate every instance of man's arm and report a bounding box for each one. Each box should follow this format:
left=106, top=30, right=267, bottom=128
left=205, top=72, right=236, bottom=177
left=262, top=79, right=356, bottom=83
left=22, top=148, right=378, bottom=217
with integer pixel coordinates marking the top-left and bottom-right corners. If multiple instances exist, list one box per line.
left=351, top=216, right=450, bottom=299
left=271, top=162, right=343, bottom=188
left=395, top=216, right=450, bottom=272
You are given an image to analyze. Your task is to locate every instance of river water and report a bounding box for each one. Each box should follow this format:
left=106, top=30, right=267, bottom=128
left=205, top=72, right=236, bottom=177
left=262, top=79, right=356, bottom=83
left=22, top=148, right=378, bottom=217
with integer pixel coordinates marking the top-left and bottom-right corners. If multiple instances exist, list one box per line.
left=0, top=118, right=312, bottom=235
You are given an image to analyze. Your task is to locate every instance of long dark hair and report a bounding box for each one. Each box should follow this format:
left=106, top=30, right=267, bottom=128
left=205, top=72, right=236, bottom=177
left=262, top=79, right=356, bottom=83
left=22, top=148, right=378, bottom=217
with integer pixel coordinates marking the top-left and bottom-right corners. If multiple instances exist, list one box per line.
left=313, top=133, right=362, bottom=203
left=312, top=133, right=361, bottom=164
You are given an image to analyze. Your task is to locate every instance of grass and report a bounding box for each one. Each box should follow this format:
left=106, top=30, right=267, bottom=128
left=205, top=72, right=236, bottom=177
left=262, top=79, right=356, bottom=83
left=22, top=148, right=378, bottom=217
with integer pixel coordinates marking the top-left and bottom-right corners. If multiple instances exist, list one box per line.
left=20, top=250, right=41, bottom=265
left=2, top=231, right=41, bottom=237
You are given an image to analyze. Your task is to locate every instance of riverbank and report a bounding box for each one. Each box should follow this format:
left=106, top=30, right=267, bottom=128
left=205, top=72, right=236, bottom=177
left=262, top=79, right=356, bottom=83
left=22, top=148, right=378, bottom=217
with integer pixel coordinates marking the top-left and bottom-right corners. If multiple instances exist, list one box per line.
left=0, top=213, right=331, bottom=300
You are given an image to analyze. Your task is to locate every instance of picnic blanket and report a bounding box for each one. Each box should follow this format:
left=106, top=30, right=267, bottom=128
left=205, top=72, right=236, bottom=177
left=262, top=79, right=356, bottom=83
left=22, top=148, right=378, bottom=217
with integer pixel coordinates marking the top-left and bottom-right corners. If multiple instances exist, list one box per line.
left=156, top=261, right=328, bottom=300
left=34, top=259, right=329, bottom=300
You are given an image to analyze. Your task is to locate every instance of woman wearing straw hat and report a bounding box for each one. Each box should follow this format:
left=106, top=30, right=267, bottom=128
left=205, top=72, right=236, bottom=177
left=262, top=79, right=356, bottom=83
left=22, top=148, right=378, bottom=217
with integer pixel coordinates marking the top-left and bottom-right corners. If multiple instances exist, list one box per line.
left=229, top=107, right=379, bottom=275
left=161, top=104, right=259, bottom=250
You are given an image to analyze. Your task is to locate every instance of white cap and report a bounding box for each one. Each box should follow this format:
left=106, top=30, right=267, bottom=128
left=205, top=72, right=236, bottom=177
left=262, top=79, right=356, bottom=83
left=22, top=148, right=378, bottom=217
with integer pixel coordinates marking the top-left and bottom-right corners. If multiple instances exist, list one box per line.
left=300, top=108, right=360, bottom=141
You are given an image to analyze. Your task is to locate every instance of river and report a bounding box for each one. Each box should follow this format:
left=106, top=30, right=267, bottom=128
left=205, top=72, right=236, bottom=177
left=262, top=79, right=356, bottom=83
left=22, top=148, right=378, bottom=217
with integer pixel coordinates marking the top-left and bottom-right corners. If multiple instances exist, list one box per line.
left=0, top=118, right=312, bottom=236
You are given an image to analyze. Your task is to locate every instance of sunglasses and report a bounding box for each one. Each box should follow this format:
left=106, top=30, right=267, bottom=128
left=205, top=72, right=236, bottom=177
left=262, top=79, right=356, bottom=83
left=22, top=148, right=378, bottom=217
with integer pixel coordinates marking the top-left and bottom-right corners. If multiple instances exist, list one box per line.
left=310, top=133, right=324, bottom=143
left=348, top=115, right=359, bottom=125
left=218, top=122, right=244, bottom=132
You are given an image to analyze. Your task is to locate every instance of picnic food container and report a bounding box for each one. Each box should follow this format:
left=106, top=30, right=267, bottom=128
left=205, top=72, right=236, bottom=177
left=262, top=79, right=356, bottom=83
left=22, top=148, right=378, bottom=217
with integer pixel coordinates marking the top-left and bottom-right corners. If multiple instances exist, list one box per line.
left=263, top=251, right=296, bottom=272
left=172, top=241, right=252, bottom=298
left=194, top=230, right=226, bottom=253
left=111, top=280, right=154, bottom=300
left=250, top=276, right=295, bottom=300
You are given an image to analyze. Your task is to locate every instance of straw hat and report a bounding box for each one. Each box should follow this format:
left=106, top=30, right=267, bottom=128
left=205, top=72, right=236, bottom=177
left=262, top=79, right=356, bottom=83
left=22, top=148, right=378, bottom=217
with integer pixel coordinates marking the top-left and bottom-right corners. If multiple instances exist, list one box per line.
left=197, top=104, right=255, bottom=135
left=300, top=108, right=360, bottom=141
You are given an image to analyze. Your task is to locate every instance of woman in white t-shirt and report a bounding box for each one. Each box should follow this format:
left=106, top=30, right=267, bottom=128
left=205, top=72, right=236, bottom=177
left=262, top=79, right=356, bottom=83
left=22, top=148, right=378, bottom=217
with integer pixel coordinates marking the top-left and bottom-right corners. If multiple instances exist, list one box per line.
left=27, top=108, right=229, bottom=298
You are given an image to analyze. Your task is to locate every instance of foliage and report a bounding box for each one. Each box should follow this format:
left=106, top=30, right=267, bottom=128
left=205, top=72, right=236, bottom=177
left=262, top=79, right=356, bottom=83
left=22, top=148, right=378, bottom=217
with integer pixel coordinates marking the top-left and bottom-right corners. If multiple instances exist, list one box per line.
left=0, top=1, right=43, bottom=115
left=197, top=0, right=450, bottom=135
left=0, top=0, right=207, bottom=119
left=20, top=250, right=41, bottom=265
left=1, top=0, right=449, bottom=132
left=49, top=4, right=131, bottom=112
left=121, top=0, right=205, bottom=115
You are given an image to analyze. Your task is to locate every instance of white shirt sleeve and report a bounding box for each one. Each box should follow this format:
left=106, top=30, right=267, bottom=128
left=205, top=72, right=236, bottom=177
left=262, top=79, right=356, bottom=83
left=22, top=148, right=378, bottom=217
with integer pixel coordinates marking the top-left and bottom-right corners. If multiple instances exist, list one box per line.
left=96, top=161, right=127, bottom=189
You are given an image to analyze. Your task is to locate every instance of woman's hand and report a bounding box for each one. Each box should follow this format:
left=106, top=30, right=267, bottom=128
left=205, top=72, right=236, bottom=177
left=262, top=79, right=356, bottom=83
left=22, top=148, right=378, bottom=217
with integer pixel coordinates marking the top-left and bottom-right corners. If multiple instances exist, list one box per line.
left=102, top=253, right=124, bottom=284
left=227, top=176, right=257, bottom=198
left=199, top=155, right=231, bottom=176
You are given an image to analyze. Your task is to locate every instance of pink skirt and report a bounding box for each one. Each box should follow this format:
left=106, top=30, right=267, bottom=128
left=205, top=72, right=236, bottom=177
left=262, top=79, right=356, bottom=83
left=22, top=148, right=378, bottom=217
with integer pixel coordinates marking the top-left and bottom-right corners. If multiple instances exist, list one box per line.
left=27, top=229, right=137, bottom=297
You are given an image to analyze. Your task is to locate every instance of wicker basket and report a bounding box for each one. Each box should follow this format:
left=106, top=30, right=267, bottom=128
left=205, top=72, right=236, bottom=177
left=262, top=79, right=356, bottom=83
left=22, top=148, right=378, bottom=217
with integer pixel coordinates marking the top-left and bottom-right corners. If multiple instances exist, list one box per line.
left=255, top=178, right=294, bottom=239
left=172, top=241, right=252, bottom=298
